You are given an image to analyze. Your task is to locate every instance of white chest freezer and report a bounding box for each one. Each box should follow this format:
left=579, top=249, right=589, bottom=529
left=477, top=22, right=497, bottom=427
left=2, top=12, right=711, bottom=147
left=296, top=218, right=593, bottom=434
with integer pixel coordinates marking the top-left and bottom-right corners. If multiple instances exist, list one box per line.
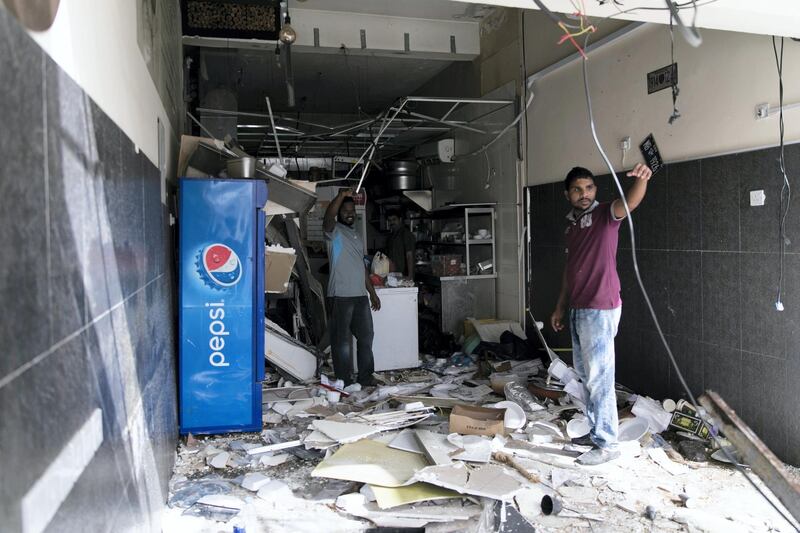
left=355, top=287, right=420, bottom=372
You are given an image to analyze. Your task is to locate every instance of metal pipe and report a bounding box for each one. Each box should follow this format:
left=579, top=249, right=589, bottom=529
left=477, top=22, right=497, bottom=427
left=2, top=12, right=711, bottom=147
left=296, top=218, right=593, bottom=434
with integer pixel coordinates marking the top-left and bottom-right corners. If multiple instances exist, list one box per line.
left=264, top=97, right=283, bottom=161
left=341, top=99, right=408, bottom=181
left=404, top=96, right=513, bottom=105
left=394, top=108, right=486, bottom=134
left=355, top=145, right=376, bottom=194
left=186, top=111, right=218, bottom=140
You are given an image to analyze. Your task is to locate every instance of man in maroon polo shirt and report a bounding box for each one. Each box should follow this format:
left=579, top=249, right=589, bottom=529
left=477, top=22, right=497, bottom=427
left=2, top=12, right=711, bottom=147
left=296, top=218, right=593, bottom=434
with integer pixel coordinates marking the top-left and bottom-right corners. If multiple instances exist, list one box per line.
left=551, top=163, right=652, bottom=465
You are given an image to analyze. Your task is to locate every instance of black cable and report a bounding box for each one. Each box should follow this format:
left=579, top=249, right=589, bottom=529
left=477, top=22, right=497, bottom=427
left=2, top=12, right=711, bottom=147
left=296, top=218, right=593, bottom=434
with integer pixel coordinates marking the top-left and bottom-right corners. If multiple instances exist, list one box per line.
left=581, top=33, right=800, bottom=531
left=773, top=36, right=792, bottom=311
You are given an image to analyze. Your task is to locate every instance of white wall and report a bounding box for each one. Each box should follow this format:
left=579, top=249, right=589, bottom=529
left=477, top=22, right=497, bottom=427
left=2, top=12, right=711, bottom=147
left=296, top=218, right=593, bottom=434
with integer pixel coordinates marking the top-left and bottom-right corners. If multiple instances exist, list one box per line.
left=526, top=24, right=800, bottom=185
left=28, top=0, right=179, bottom=185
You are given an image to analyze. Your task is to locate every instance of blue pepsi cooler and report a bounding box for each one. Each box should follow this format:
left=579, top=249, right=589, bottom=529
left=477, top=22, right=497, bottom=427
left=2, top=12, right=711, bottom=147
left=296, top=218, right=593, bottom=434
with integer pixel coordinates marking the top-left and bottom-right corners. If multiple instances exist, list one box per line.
left=178, top=178, right=267, bottom=434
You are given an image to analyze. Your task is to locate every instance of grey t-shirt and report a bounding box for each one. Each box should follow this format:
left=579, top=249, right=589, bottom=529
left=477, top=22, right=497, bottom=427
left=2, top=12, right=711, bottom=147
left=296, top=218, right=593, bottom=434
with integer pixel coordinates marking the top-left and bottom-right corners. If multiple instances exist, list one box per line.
left=325, top=222, right=367, bottom=297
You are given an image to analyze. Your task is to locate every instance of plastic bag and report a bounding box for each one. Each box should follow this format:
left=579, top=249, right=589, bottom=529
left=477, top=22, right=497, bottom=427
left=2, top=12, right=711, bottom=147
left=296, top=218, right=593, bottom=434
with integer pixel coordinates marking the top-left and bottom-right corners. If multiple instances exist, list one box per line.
left=371, top=252, right=390, bottom=277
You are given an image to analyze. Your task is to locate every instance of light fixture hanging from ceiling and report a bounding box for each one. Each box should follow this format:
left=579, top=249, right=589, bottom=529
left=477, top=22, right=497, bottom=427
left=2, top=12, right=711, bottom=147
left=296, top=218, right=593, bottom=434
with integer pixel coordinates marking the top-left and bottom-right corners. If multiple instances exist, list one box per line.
left=276, top=1, right=296, bottom=108
left=278, top=14, right=297, bottom=44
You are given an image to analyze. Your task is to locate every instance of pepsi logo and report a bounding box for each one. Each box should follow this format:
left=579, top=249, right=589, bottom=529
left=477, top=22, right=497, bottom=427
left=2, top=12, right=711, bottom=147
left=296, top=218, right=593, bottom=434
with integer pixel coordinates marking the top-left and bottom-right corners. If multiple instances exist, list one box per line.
left=201, top=244, right=242, bottom=288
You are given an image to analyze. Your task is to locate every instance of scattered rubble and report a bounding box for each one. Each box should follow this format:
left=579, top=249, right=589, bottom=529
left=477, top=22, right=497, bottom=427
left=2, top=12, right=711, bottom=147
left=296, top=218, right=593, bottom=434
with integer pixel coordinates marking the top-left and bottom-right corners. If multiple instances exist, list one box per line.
left=164, top=345, right=799, bottom=532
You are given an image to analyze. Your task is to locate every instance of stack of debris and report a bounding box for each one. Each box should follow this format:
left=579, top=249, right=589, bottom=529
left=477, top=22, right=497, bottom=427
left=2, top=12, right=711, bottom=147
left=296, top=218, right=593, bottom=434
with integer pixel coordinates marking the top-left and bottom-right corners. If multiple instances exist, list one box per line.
left=164, top=341, right=799, bottom=532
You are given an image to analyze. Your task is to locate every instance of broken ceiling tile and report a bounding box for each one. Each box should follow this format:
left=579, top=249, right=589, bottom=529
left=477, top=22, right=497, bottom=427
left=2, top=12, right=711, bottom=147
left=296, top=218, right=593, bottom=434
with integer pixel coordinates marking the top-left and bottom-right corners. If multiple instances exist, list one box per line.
left=303, top=429, right=338, bottom=450
left=207, top=451, right=231, bottom=469
left=388, top=429, right=424, bottom=455
left=260, top=453, right=291, bottom=467
left=335, top=493, right=479, bottom=528
left=311, top=439, right=428, bottom=487
left=312, top=419, right=385, bottom=444
left=370, top=483, right=462, bottom=510
left=414, top=429, right=458, bottom=465
left=256, top=480, right=294, bottom=502
left=448, top=433, right=493, bottom=463
left=411, top=462, right=522, bottom=501
left=241, top=472, right=273, bottom=492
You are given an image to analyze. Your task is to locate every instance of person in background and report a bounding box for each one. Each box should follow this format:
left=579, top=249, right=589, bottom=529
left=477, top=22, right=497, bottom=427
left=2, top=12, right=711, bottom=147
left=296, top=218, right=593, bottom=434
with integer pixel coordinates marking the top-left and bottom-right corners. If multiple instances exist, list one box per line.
left=324, top=189, right=381, bottom=386
left=385, top=208, right=416, bottom=279
left=550, top=163, right=653, bottom=466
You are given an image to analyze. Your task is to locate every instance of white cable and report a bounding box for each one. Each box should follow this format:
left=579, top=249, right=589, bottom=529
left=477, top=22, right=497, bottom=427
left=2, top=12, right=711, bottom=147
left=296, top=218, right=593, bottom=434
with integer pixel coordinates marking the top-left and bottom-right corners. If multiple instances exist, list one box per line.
left=457, top=81, right=536, bottom=161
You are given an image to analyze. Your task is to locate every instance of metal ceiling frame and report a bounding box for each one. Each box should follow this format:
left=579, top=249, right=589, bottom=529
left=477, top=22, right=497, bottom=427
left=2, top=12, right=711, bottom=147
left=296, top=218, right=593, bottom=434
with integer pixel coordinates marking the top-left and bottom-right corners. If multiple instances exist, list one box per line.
left=191, top=95, right=514, bottom=164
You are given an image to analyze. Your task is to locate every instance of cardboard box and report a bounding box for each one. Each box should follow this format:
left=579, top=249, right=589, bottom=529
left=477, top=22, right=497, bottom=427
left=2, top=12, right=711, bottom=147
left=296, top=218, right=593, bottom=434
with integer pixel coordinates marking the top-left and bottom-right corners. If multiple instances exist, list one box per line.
left=449, top=405, right=506, bottom=437
left=265, top=247, right=297, bottom=293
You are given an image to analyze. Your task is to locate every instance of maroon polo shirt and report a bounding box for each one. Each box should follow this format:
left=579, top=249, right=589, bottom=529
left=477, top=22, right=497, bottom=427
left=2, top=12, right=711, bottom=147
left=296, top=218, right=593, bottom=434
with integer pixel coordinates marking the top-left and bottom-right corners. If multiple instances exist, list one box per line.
left=564, top=201, right=623, bottom=310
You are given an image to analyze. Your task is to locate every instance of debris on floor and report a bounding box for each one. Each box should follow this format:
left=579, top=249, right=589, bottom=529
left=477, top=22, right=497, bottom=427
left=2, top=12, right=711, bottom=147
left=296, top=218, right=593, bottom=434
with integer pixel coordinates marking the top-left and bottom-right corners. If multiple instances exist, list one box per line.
left=163, top=350, right=798, bottom=532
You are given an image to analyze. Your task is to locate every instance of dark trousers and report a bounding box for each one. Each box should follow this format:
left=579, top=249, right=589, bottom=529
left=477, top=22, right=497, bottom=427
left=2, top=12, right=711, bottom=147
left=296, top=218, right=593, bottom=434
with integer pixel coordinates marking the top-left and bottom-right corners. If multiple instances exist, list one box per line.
left=330, top=296, right=375, bottom=385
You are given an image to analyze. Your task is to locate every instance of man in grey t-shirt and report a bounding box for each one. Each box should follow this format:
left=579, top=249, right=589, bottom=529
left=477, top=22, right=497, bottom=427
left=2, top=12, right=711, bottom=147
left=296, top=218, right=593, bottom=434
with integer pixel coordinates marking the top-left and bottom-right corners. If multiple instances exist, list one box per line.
left=324, top=189, right=381, bottom=386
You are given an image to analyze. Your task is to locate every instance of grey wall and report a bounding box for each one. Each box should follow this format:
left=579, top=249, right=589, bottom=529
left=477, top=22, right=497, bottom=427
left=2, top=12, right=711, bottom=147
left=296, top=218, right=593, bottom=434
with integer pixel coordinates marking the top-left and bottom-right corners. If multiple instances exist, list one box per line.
left=528, top=144, right=800, bottom=466
left=426, top=83, right=522, bottom=321
left=0, top=8, right=177, bottom=533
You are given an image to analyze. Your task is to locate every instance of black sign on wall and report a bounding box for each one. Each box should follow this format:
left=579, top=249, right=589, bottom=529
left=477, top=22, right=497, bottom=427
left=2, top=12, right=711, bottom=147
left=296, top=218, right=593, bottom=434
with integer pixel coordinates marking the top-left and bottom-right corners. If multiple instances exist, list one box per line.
left=647, top=63, right=678, bottom=94
left=181, top=0, right=280, bottom=40
left=639, top=134, right=664, bottom=175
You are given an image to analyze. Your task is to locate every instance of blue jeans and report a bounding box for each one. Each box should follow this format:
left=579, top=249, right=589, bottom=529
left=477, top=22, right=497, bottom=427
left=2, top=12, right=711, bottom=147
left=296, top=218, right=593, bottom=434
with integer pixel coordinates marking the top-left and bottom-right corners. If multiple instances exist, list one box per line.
left=570, top=307, right=622, bottom=450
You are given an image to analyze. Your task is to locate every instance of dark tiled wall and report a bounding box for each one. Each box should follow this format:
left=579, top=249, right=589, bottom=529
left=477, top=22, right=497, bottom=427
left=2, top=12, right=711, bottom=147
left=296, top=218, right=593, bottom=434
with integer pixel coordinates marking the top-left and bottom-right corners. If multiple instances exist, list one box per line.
left=0, top=8, right=177, bottom=533
left=528, top=144, right=800, bottom=465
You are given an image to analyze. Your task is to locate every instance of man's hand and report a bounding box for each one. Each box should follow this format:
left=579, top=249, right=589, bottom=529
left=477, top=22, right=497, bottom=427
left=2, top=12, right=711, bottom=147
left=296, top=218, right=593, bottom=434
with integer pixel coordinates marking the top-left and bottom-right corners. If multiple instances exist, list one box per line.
left=613, top=163, right=653, bottom=218
left=370, top=294, right=381, bottom=311
left=626, top=163, right=652, bottom=181
left=550, top=307, right=565, bottom=332
left=339, top=188, right=355, bottom=198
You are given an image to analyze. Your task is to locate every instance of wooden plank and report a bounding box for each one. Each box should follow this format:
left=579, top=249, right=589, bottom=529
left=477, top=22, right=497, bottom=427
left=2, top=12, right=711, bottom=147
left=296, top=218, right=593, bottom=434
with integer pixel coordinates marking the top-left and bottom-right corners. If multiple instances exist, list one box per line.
left=698, top=391, right=800, bottom=526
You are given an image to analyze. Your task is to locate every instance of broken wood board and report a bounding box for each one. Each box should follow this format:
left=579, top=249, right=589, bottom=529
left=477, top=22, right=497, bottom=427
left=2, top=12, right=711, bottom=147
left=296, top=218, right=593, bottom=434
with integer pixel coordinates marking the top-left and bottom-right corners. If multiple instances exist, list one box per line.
left=409, top=462, right=522, bottom=501
left=370, top=483, right=462, bottom=510
left=699, top=391, right=800, bottom=527
left=312, top=440, right=428, bottom=487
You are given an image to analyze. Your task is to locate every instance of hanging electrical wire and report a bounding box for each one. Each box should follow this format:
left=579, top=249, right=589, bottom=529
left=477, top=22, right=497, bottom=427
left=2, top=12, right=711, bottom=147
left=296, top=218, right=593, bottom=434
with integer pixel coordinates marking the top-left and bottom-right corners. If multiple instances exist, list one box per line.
left=773, top=35, right=792, bottom=312
left=532, top=0, right=596, bottom=57
left=580, top=32, right=799, bottom=529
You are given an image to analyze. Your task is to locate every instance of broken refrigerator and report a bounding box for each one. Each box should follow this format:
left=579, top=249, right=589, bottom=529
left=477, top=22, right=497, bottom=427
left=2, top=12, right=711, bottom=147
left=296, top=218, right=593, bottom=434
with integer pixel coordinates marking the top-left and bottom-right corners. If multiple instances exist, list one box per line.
left=178, top=177, right=267, bottom=434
